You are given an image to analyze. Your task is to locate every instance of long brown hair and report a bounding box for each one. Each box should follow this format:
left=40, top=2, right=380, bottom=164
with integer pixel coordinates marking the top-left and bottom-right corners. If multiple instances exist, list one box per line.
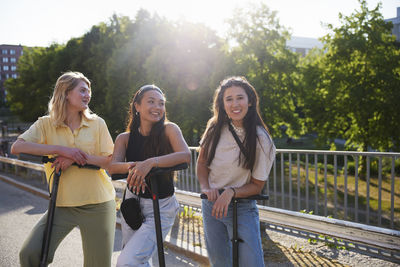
left=201, top=76, right=270, bottom=170
left=126, top=85, right=172, bottom=158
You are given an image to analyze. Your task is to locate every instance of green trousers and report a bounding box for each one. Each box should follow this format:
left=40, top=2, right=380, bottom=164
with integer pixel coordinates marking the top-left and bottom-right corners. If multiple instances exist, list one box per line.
left=19, top=200, right=116, bottom=267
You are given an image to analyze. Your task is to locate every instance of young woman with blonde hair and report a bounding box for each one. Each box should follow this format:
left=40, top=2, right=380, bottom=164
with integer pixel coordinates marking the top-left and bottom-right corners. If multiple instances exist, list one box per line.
left=11, top=71, right=116, bottom=267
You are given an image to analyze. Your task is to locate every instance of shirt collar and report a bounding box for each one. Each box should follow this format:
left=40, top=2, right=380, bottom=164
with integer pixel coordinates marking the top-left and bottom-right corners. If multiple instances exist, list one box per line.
left=58, top=115, right=90, bottom=129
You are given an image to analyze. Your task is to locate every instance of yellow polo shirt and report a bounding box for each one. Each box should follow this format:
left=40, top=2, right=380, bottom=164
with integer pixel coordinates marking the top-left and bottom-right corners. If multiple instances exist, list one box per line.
left=19, top=115, right=115, bottom=207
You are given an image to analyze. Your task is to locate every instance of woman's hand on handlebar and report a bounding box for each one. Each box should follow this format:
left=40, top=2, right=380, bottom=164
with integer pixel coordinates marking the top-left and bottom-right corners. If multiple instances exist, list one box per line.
left=212, top=189, right=234, bottom=219
left=202, top=188, right=219, bottom=202
left=51, top=156, right=74, bottom=172
left=58, top=147, right=88, bottom=166
left=127, top=161, right=147, bottom=195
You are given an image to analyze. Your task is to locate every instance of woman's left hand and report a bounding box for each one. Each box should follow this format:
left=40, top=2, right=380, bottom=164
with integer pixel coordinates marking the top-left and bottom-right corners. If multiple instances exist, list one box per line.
left=127, top=160, right=152, bottom=194
left=212, top=189, right=234, bottom=219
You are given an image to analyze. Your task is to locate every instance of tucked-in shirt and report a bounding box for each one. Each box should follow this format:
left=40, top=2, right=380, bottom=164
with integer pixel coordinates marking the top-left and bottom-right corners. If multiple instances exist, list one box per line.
left=203, top=125, right=276, bottom=189
left=19, top=115, right=115, bottom=207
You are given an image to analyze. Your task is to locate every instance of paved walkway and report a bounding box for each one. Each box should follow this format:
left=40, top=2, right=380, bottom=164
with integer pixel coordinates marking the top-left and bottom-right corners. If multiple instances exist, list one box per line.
left=0, top=179, right=203, bottom=267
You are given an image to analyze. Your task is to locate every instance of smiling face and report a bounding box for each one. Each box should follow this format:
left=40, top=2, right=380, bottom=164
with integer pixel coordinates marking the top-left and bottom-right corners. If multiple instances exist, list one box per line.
left=223, top=85, right=250, bottom=127
left=135, top=89, right=165, bottom=125
left=66, top=80, right=91, bottom=112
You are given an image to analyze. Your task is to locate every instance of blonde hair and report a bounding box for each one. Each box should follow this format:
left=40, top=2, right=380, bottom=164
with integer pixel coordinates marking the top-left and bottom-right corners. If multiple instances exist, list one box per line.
left=48, top=71, right=93, bottom=126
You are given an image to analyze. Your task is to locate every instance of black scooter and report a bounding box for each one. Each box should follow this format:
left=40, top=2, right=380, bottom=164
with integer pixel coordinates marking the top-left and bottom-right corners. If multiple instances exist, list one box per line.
left=201, top=190, right=268, bottom=267
left=21, top=154, right=101, bottom=267
left=112, top=163, right=188, bottom=267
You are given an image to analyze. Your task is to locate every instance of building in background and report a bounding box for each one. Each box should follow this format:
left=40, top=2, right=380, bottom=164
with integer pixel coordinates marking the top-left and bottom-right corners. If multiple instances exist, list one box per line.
left=287, top=36, right=323, bottom=57
left=0, top=44, right=23, bottom=105
left=288, top=6, right=400, bottom=57
left=385, top=7, right=400, bottom=42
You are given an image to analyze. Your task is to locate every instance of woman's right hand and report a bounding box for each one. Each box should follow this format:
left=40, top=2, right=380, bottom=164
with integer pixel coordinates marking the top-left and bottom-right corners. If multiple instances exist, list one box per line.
left=58, top=147, right=88, bottom=166
left=51, top=156, right=74, bottom=172
left=202, top=188, right=220, bottom=202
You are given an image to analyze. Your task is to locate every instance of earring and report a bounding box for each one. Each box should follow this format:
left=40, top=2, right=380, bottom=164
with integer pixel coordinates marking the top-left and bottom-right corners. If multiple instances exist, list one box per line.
left=136, top=111, right=139, bottom=116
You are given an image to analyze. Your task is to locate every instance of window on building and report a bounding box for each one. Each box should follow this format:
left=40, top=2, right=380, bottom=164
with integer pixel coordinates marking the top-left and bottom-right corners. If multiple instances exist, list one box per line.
left=3, top=66, right=9, bottom=71
left=2, top=57, right=8, bottom=63
left=5, top=74, right=9, bottom=79
left=12, top=74, right=17, bottom=78
left=11, top=66, right=17, bottom=71
left=10, top=49, right=16, bottom=55
left=1, top=49, right=7, bottom=55
left=10, top=58, right=16, bottom=63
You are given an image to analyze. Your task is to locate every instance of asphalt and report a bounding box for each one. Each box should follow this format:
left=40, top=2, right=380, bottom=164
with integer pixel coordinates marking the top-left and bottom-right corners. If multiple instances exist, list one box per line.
left=0, top=178, right=204, bottom=267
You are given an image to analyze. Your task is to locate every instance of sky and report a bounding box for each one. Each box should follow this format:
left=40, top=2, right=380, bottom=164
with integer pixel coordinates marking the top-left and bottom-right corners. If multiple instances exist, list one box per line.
left=1, top=0, right=399, bottom=47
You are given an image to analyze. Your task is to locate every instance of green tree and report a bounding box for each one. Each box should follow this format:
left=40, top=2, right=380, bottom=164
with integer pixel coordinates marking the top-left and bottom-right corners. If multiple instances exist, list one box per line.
left=226, top=2, right=302, bottom=137
left=299, top=0, right=400, bottom=152
left=144, top=20, right=228, bottom=144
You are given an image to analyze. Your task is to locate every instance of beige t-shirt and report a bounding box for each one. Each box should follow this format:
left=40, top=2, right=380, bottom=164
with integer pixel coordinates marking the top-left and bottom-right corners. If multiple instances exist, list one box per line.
left=204, top=125, right=276, bottom=189
left=19, top=115, right=115, bottom=207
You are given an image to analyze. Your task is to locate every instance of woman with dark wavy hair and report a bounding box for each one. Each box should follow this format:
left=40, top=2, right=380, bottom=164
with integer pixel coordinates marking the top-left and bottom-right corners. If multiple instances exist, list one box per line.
left=197, top=76, right=276, bottom=267
left=108, top=85, right=190, bottom=267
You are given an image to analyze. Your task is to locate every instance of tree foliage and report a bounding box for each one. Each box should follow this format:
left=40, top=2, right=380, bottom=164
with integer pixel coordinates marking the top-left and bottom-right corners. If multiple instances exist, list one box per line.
left=226, top=2, right=301, bottom=136
left=5, top=2, right=400, bottom=151
left=299, top=0, right=400, bottom=151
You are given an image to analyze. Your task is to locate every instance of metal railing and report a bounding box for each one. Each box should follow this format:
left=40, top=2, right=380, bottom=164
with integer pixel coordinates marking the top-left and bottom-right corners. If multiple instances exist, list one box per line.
left=1, top=149, right=399, bottom=254
left=176, top=148, right=400, bottom=231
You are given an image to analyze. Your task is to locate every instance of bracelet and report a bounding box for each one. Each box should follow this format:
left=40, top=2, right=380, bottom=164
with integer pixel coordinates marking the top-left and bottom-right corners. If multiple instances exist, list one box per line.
left=154, top=157, right=159, bottom=168
left=231, top=187, right=236, bottom=198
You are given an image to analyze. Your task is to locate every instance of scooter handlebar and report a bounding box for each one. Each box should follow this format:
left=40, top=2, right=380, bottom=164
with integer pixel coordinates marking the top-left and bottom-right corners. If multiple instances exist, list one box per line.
left=200, top=189, right=268, bottom=201
left=41, top=155, right=100, bottom=170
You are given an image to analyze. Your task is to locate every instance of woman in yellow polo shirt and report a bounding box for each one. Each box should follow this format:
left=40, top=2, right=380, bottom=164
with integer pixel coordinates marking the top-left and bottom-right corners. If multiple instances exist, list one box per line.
left=11, top=72, right=116, bottom=267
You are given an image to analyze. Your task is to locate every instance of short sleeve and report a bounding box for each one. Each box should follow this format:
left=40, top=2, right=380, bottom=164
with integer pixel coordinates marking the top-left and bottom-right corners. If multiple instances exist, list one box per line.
left=18, top=118, right=46, bottom=144
left=98, top=118, right=114, bottom=156
left=251, top=130, right=276, bottom=181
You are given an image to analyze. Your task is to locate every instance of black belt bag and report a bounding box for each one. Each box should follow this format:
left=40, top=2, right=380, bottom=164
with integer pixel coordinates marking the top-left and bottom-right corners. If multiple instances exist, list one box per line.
left=120, top=188, right=145, bottom=230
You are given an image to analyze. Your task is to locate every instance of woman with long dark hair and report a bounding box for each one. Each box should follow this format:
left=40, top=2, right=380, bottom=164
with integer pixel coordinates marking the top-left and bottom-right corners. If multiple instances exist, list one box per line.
left=108, top=85, right=190, bottom=267
left=197, top=76, right=276, bottom=267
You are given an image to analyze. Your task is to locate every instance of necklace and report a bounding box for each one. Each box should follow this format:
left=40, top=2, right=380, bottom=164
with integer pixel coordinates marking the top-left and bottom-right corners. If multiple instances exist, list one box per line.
left=230, top=122, right=245, bottom=134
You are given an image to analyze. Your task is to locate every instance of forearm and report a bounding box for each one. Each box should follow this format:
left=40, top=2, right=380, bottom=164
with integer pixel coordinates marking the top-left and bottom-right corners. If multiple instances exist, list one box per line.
left=86, top=154, right=112, bottom=169
left=232, top=178, right=265, bottom=198
left=11, top=139, right=61, bottom=156
left=148, top=151, right=191, bottom=168
left=107, top=161, right=132, bottom=175
left=197, top=162, right=211, bottom=191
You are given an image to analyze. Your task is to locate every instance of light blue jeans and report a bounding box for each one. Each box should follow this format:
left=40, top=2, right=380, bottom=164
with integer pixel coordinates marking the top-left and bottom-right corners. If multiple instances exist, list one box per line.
left=117, top=190, right=179, bottom=267
left=202, top=199, right=265, bottom=267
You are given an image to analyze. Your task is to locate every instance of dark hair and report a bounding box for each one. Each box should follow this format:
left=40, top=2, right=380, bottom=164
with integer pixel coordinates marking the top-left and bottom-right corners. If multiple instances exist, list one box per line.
left=201, top=76, right=270, bottom=170
left=126, top=85, right=172, bottom=158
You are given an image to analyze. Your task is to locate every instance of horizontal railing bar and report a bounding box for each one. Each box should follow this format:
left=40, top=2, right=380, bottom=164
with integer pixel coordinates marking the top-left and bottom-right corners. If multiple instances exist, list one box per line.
left=276, top=149, right=400, bottom=157
left=190, top=146, right=400, bottom=157
left=0, top=156, right=44, bottom=171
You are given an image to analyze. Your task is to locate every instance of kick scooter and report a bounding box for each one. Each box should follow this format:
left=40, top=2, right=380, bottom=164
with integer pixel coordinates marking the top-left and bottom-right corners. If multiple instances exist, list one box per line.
left=112, top=163, right=188, bottom=267
left=201, top=190, right=268, bottom=267
left=19, top=154, right=100, bottom=267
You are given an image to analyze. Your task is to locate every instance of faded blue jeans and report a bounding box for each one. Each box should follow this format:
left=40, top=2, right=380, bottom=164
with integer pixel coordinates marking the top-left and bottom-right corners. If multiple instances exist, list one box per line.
left=202, top=198, right=265, bottom=267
